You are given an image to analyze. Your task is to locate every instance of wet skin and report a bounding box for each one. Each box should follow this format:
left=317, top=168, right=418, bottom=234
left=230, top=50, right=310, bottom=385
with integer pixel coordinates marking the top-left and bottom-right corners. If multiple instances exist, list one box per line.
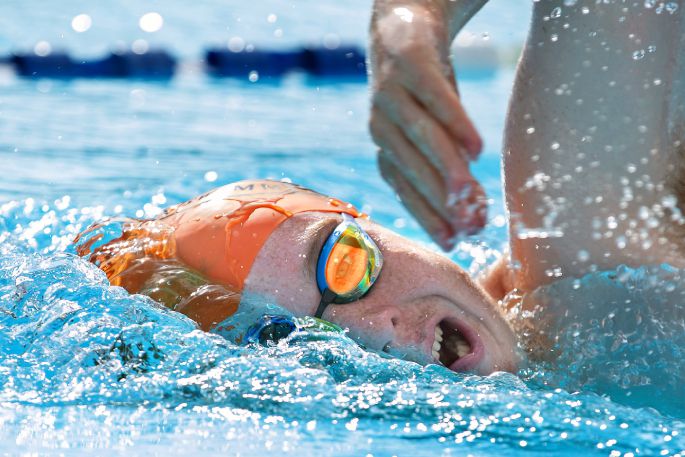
left=245, top=212, right=520, bottom=375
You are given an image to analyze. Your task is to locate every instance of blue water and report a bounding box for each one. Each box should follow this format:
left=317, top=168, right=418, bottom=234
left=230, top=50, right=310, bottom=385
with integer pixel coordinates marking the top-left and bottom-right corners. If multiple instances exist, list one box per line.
left=2, top=1, right=685, bottom=455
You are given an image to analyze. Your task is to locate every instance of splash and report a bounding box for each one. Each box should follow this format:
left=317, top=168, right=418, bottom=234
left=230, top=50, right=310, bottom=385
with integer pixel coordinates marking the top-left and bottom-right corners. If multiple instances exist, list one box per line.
left=2, top=198, right=685, bottom=454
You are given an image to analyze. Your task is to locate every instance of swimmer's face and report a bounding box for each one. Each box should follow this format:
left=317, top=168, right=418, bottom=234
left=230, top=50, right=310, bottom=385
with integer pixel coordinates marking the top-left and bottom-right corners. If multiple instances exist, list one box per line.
left=245, top=212, right=520, bottom=375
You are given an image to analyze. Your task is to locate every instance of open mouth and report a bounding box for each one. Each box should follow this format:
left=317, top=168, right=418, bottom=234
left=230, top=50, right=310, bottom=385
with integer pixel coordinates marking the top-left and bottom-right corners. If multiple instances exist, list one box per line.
left=432, top=320, right=482, bottom=372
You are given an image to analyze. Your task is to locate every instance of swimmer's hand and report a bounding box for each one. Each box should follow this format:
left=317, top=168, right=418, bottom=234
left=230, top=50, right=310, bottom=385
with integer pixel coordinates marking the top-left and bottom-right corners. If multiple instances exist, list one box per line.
left=369, top=0, right=486, bottom=250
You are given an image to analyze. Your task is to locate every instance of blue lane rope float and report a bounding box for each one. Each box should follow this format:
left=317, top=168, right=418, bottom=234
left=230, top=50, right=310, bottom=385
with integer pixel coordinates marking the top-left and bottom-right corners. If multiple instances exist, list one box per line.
left=205, top=48, right=303, bottom=78
left=11, top=49, right=176, bottom=79
left=204, top=45, right=367, bottom=79
left=299, top=46, right=366, bottom=77
left=5, top=43, right=499, bottom=81
left=6, top=45, right=368, bottom=80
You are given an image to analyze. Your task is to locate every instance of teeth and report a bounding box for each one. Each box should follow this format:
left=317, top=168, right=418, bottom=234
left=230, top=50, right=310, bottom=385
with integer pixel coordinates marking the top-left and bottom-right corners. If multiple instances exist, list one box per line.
left=432, top=323, right=472, bottom=364
left=432, top=326, right=444, bottom=362
left=432, top=339, right=441, bottom=353
left=432, top=329, right=442, bottom=362
left=434, top=325, right=443, bottom=342
left=456, top=341, right=470, bottom=358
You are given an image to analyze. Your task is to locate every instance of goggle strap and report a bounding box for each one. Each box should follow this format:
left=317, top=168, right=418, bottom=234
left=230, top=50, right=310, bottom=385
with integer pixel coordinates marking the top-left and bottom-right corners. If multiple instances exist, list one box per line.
left=314, top=288, right=337, bottom=319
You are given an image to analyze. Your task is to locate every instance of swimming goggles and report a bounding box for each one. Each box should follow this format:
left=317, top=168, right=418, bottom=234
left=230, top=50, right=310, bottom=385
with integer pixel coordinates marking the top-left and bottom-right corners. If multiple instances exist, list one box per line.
left=314, top=213, right=383, bottom=319
left=246, top=314, right=344, bottom=345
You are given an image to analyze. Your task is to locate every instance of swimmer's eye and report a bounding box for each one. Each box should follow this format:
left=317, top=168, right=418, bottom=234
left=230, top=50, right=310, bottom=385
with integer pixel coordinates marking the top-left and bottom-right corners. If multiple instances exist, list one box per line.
left=313, top=214, right=383, bottom=319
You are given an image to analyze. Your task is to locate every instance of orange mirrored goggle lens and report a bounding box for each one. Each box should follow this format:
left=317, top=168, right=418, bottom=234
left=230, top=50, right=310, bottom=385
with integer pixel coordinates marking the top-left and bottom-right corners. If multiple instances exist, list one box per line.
left=325, top=233, right=370, bottom=295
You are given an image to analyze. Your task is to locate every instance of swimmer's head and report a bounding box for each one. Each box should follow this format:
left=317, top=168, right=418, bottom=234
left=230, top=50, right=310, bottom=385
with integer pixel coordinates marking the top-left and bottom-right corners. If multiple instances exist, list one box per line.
left=77, top=180, right=520, bottom=375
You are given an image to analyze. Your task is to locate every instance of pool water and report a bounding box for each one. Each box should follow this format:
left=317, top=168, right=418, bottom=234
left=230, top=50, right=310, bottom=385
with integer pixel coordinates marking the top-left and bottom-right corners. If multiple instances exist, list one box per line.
left=2, top=1, right=685, bottom=455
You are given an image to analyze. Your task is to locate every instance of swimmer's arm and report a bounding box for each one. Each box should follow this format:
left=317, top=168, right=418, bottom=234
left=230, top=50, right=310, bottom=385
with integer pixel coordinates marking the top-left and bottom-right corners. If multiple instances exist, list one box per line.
left=369, top=0, right=490, bottom=249
left=437, top=0, right=490, bottom=38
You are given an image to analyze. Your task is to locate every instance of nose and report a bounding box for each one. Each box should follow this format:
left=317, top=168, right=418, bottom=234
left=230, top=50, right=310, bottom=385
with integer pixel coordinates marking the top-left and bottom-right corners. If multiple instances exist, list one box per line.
left=324, top=301, right=401, bottom=351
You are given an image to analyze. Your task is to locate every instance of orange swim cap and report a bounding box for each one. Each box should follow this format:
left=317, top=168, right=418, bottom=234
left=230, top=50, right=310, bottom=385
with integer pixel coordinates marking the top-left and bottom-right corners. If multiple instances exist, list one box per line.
left=161, top=180, right=362, bottom=292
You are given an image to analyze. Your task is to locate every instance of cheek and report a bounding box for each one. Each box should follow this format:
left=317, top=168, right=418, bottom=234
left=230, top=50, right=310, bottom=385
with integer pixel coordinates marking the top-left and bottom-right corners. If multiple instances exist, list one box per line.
left=244, top=255, right=319, bottom=316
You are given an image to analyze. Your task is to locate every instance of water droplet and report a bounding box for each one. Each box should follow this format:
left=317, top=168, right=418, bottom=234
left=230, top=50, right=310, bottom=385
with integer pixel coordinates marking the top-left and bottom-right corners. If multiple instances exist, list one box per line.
left=551, top=142, right=560, bottom=150
left=551, top=7, right=562, bottom=18
left=550, top=34, right=559, bottom=42
left=34, top=41, right=51, bottom=57
left=644, top=0, right=657, bottom=8
left=139, top=12, right=163, bottom=33
left=665, top=2, right=679, bottom=14
left=526, top=127, right=536, bottom=134
left=632, top=49, right=645, bottom=60
left=248, top=71, right=259, bottom=82
left=204, top=171, right=218, bottom=182
left=228, top=36, right=245, bottom=52
left=577, top=250, right=590, bottom=262
left=639, top=206, right=650, bottom=220
left=563, top=0, right=578, bottom=5
left=132, top=39, right=149, bottom=55
left=323, top=33, right=340, bottom=50
left=71, top=14, right=92, bottom=33
left=267, top=14, right=277, bottom=23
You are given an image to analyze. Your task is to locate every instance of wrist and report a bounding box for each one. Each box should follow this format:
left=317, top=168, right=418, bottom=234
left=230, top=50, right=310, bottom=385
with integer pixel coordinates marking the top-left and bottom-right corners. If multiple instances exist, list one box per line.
left=371, top=0, right=449, bottom=32
left=371, top=0, right=487, bottom=40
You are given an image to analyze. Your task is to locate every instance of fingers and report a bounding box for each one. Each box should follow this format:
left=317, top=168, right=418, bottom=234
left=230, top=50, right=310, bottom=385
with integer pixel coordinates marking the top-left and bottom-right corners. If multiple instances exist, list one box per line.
left=374, top=85, right=473, bottom=186
left=372, top=114, right=487, bottom=244
left=377, top=152, right=455, bottom=250
left=370, top=87, right=488, bottom=242
left=369, top=108, right=451, bottom=220
left=401, top=65, right=483, bottom=159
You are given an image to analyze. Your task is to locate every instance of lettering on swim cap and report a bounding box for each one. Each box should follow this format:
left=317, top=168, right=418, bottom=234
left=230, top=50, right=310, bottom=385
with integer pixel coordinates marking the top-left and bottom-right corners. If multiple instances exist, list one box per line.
left=162, top=180, right=362, bottom=292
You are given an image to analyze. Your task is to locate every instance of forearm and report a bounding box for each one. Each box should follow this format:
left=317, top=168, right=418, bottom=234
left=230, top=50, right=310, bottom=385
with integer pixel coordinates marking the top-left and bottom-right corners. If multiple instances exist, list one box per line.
left=371, top=0, right=489, bottom=40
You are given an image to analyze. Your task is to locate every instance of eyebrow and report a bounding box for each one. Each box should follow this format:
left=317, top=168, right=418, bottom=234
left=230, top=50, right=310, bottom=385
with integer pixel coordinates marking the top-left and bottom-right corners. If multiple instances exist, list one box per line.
left=303, top=217, right=340, bottom=285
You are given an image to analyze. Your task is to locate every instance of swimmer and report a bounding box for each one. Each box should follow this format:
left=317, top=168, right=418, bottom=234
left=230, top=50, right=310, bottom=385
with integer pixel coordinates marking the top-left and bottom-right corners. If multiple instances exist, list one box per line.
left=75, top=180, right=520, bottom=375
left=369, top=0, right=685, bottom=295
